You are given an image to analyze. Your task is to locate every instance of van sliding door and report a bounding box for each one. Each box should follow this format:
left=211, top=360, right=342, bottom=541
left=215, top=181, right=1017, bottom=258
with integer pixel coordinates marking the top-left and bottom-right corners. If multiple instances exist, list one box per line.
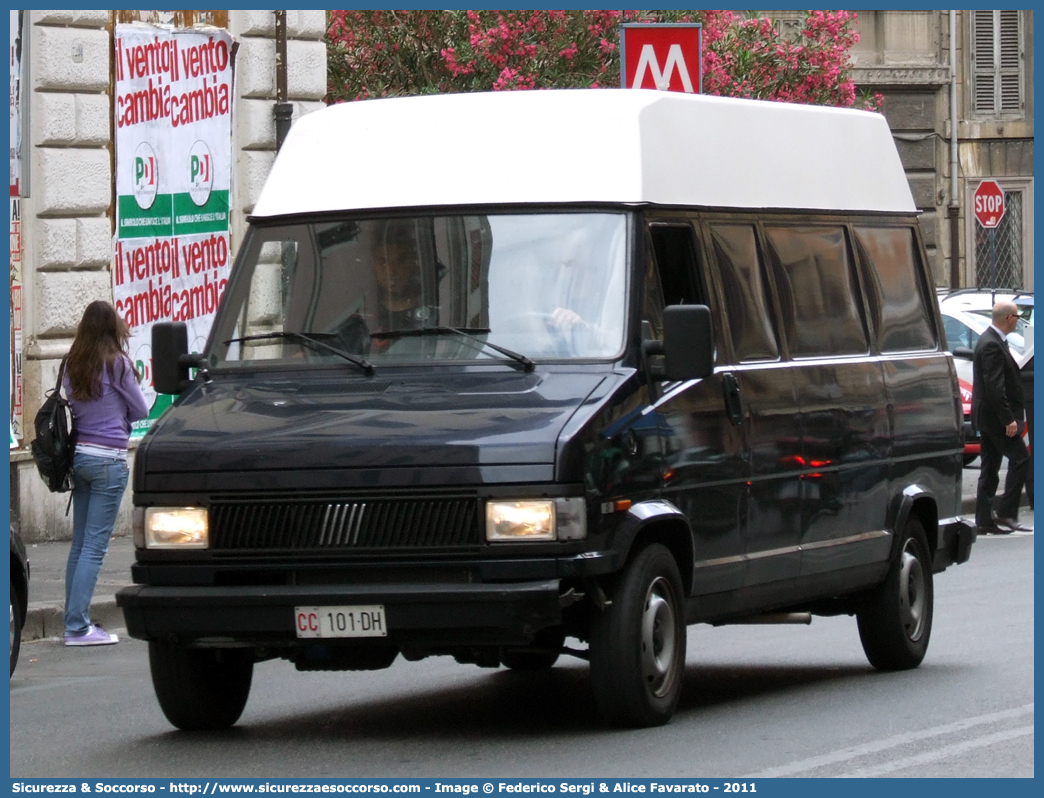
left=762, top=224, right=891, bottom=578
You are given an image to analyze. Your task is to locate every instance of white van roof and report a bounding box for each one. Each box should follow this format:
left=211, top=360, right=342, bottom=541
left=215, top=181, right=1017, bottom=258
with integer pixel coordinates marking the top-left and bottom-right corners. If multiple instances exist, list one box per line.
left=252, top=89, right=916, bottom=218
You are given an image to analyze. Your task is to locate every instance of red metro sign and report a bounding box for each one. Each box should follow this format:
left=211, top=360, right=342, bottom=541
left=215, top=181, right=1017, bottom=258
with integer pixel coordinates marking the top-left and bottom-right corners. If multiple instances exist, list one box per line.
left=973, top=180, right=1006, bottom=228
left=621, top=24, right=702, bottom=94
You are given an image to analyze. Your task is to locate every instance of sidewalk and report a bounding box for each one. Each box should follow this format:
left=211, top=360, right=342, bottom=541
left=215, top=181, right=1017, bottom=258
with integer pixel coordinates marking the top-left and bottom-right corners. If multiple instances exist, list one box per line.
left=21, top=533, right=136, bottom=642
left=18, top=465, right=1031, bottom=642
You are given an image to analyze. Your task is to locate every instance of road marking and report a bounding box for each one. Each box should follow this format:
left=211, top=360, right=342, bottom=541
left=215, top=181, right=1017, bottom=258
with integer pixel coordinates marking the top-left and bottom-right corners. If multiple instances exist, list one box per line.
left=748, top=703, right=1034, bottom=777
left=840, top=725, right=1035, bottom=777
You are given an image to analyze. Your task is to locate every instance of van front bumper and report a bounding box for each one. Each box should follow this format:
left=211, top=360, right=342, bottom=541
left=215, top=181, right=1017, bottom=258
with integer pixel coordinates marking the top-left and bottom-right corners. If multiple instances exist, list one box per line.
left=116, top=580, right=564, bottom=647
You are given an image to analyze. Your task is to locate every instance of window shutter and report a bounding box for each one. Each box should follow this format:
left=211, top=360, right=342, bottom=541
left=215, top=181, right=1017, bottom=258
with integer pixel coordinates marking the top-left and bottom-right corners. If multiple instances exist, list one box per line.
left=972, top=10, right=1023, bottom=116
left=972, top=11, right=996, bottom=114
left=998, top=11, right=1022, bottom=113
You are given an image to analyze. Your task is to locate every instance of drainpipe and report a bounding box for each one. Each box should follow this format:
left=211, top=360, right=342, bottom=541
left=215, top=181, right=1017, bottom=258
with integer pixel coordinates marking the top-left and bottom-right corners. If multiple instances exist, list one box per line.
left=948, top=10, right=961, bottom=288
left=274, top=11, right=293, bottom=152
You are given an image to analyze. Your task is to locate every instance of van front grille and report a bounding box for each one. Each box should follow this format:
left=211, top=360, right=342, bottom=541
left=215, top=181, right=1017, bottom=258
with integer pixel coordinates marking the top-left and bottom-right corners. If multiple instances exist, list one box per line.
left=209, top=498, right=481, bottom=551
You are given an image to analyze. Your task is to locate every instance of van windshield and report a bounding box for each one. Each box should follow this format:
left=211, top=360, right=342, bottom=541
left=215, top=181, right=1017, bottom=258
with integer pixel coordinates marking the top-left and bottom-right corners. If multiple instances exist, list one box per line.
left=208, top=213, right=628, bottom=368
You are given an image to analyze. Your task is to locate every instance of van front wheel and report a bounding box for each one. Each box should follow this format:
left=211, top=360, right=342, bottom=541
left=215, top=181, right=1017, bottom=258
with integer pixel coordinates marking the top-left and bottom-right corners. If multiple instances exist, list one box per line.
left=589, top=544, right=686, bottom=728
left=857, top=517, right=934, bottom=670
left=149, top=641, right=253, bottom=730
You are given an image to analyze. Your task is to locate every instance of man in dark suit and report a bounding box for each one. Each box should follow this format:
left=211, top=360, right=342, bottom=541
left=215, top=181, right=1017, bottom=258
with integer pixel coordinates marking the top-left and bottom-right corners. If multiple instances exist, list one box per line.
left=1021, top=354, right=1033, bottom=510
left=972, top=300, right=1031, bottom=534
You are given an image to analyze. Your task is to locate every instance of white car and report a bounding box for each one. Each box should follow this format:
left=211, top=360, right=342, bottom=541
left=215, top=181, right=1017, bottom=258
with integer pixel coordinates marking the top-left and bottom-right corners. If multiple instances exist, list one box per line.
left=939, top=289, right=1034, bottom=328
left=939, top=290, right=1034, bottom=465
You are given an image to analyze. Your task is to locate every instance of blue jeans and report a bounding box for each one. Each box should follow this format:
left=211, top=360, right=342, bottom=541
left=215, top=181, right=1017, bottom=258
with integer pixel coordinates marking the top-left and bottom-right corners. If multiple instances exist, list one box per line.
left=64, top=452, right=129, bottom=636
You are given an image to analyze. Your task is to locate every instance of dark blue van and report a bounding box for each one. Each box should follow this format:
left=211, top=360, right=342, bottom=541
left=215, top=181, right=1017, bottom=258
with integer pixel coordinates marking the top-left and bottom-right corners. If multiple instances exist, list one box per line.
left=117, top=90, right=974, bottom=730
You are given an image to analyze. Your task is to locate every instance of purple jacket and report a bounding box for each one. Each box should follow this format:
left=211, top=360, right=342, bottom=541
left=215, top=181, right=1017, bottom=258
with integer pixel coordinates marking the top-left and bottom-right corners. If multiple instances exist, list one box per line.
left=64, top=355, right=150, bottom=450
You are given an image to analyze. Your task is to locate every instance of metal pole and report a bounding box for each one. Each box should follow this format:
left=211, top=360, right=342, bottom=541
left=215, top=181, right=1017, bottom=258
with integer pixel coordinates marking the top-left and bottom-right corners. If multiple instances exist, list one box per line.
left=989, top=227, right=997, bottom=301
left=948, top=10, right=961, bottom=288
left=274, top=11, right=293, bottom=152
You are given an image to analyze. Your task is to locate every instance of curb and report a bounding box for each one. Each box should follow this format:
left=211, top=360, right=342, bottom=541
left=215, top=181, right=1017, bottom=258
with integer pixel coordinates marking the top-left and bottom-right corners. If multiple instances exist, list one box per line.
left=961, top=495, right=1031, bottom=519
left=22, top=599, right=124, bottom=643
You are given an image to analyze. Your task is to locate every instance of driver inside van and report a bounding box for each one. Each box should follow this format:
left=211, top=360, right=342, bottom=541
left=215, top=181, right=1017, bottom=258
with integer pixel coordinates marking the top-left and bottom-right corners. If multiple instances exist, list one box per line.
left=547, top=306, right=610, bottom=349
left=541, top=227, right=614, bottom=352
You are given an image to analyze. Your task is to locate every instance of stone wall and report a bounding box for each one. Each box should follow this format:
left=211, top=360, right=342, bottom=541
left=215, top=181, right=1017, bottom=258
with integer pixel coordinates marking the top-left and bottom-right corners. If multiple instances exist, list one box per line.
left=227, top=11, right=327, bottom=247
left=848, top=9, right=950, bottom=285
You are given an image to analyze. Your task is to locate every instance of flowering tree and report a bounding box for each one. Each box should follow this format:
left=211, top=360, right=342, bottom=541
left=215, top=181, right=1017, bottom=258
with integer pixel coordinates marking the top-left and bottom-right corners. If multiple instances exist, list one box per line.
left=326, top=10, right=881, bottom=111
left=703, top=11, right=874, bottom=107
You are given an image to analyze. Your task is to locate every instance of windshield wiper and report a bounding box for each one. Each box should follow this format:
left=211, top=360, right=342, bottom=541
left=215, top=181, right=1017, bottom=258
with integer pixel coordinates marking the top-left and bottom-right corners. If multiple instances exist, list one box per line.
left=224, top=331, right=375, bottom=375
left=372, top=326, right=535, bottom=372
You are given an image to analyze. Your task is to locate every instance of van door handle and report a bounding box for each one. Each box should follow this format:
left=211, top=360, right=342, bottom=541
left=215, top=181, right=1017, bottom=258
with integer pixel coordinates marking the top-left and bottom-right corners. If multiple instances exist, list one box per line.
left=722, top=372, right=743, bottom=426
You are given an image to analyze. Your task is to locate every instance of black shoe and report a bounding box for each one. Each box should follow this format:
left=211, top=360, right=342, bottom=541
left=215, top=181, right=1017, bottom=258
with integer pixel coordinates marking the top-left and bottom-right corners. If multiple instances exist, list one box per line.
left=976, top=523, right=1014, bottom=535
left=994, top=517, right=1031, bottom=533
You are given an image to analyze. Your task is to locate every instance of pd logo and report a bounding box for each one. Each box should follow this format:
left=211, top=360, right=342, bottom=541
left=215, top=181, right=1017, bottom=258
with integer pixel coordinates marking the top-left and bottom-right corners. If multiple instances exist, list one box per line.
left=621, top=24, right=703, bottom=93
left=188, top=140, right=214, bottom=207
left=133, top=141, right=159, bottom=210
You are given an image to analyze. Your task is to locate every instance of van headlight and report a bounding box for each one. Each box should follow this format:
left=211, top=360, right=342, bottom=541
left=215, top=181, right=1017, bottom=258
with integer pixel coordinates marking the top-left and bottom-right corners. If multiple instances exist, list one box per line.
left=485, top=498, right=586, bottom=542
left=144, top=507, right=209, bottom=549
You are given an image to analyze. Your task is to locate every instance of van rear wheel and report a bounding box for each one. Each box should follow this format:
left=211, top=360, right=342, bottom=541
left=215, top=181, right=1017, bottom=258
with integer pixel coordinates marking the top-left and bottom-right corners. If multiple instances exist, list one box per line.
left=857, top=517, right=934, bottom=670
left=589, top=543, right=686, bottom=728
left=149, top=640, right=253, bottom=730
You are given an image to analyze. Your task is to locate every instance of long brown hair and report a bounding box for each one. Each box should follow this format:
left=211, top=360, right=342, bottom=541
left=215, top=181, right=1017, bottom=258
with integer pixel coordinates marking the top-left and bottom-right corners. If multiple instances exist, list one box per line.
left=66, top=301, right=138, bottom=400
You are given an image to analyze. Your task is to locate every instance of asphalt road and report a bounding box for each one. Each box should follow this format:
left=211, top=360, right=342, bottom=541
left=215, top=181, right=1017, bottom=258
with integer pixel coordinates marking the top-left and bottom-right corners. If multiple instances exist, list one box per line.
left=10, top=531, right=1033, bottom=779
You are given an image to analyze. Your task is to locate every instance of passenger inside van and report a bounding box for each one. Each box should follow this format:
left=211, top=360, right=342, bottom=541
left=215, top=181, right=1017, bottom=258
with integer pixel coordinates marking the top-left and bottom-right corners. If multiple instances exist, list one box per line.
left=373, top=219, right=433, bottom=329
left=335, top=219, right=438, bottom=354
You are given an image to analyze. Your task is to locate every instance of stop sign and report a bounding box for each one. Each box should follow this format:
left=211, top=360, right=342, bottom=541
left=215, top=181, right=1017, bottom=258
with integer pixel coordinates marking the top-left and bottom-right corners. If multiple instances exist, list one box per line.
left=974, top=180, right=1006, bottom=228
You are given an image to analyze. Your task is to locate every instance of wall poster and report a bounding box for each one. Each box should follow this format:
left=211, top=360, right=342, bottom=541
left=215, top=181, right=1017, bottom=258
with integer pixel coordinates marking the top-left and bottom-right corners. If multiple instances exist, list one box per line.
left=10, top=9, right=23, bottom=444
left=112, top=24, right=234, bottom=437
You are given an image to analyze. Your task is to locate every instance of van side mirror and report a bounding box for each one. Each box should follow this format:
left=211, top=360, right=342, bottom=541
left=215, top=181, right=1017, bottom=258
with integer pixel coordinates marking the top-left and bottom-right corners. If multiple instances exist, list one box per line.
left=644, top=305, right=714, bottom=381
left=153, top=322, right=204, bottom=395
left=952, top=346, right=974, bottom=360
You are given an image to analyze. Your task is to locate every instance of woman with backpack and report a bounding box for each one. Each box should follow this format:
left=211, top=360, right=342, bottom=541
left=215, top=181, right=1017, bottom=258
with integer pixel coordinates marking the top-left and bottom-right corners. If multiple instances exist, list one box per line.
left=62, top=300, right=149, bottom=646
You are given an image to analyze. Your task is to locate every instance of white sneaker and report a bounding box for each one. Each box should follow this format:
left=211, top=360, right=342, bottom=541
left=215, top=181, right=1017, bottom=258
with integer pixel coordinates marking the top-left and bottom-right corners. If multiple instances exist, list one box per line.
left=64, top=624, right=119, bottom=646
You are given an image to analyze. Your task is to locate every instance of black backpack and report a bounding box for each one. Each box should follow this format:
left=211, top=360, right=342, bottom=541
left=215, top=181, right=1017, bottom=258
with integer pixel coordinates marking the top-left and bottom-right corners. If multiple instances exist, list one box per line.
left=30, top=358, right=77, bottom=493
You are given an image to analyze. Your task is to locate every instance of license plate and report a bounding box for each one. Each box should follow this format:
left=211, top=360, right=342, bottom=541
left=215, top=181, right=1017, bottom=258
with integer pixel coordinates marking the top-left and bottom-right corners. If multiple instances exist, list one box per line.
left=294, top=605, right=387, bottom=638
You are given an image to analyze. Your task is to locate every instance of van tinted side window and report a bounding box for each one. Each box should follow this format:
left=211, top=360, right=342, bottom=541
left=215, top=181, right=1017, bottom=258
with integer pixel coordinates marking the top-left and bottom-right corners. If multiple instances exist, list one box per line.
left=649, top=225, right=705, bottom=306
left=641, top=241, right=666, bottom=340
left=708, top=224, right=779, bottom=362
left=764, top=226, right=867, bottom=358
left=853, top=226, right=936, bottom=353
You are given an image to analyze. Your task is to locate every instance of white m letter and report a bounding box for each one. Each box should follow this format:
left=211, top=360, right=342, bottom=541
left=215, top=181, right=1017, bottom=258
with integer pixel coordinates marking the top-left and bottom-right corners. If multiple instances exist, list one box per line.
left=633, top=43, right=694, bottom=92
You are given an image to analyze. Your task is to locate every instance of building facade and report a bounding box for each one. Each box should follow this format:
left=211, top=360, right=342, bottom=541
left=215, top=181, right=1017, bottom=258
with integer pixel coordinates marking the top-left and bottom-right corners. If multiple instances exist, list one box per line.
left=10, top=10, right=328, bottom=542
left=766, top=9, right=1033, bottom=291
